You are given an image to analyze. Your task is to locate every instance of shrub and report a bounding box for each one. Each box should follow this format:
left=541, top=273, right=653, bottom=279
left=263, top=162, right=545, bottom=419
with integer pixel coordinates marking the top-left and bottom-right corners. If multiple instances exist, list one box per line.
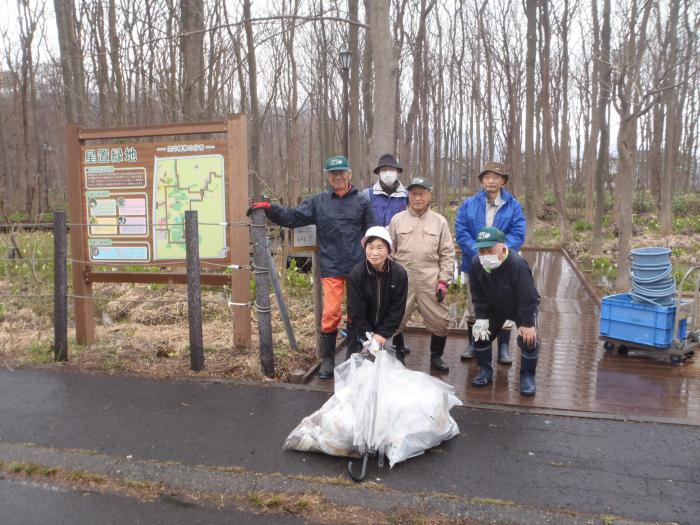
left=672, top=193, right=700, bottom=215
left=573, top=220, right=592, bottom=232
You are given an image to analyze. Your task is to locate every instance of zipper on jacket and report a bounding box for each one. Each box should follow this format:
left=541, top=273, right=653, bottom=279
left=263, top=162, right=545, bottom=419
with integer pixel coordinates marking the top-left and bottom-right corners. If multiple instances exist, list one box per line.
left=375, top=272, right=382, bottom=327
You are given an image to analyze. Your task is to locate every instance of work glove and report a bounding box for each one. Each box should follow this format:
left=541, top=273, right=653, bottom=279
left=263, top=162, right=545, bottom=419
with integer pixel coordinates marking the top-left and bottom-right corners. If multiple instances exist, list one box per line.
left=246, top=201, right=271, bottom=217
left=362, top=332, right=381, bottom=355
left=436, top=280, right=448, bottom=303
left=472, top=319, right=491, bottom=342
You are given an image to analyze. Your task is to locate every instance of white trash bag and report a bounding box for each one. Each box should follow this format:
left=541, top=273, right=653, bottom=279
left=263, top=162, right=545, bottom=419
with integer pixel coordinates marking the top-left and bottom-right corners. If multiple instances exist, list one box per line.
left=284, top=340, right=462, bottom=468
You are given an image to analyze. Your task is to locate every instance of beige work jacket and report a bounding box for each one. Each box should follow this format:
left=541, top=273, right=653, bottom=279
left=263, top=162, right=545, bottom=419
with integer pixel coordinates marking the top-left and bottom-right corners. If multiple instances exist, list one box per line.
left=388, top=207, right=455, bottom=290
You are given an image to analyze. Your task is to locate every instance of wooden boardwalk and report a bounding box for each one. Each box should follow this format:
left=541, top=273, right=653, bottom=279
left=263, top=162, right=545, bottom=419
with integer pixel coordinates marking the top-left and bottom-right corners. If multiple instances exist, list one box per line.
left=306, top=250, right=700, bottom=424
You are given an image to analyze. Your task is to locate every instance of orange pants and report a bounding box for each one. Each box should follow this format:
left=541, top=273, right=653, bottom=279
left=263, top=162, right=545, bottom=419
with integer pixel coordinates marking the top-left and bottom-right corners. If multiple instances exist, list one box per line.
left=321, top=277, right=347, bottom=333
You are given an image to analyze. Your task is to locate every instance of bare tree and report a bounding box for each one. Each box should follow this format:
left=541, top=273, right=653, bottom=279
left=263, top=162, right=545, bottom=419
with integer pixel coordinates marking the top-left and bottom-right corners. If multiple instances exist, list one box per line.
left=590, top=0, right=611, bottom=255
left=367, top=0, right=398, bottom=164
left=611, top=0, right=653, bottom=289
left=524, top=0, right=537, bottom=238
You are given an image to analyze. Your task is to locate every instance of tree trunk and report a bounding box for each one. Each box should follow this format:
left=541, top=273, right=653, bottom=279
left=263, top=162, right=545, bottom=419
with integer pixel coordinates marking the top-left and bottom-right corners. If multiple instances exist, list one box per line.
left=180, top=0, right=204, bottom=121
left=401, top=0, right=435, bottom=172
left=591, top=0, right=611, bottom=255
left=367, top=0, right=398, bottom=165
left=524, top=0, right=537, bottom=239
left=659, top=0, right=681, bottom=235
left=53, top=0, right=87, bottom=123
left=348, top=0, right=362, bottom=179
left=243, top=0, right=261, bottom=197
left=540, top=0, right=569, bottom=243
left=615, top=115, right=636, bottom=290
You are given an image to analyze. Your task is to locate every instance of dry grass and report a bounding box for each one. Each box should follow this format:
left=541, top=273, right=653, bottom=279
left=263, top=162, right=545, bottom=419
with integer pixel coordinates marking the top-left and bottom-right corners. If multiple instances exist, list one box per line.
left=0, top=280, right=319, bottom=382
left=0, top=460, right=485, bottom=524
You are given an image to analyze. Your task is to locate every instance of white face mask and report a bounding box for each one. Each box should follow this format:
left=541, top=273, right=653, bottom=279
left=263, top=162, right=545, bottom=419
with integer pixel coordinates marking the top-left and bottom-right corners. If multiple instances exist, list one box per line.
left=479, top=250, right=503, bottom=271
left=379, top=170, right=398, bottom=186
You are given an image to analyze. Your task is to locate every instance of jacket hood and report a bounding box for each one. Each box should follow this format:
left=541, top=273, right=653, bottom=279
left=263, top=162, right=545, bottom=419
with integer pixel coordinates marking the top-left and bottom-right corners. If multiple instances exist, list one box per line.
left=371, top=180, right=407, bottom=198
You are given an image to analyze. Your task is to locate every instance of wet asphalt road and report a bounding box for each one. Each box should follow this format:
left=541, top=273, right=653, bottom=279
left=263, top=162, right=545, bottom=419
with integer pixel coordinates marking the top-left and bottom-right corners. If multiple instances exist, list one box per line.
left=0, top=478, right=308, bottom=525
left=0, top=369, right=698, bottom=524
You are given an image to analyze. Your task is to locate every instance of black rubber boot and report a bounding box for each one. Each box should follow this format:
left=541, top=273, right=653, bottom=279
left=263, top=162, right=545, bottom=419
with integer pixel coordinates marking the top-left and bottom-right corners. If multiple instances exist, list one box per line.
left=345, top=325, right=362, bottom=360
left=460, top=339, right=476, bottom=360
left=318, top=331, right=337, bottom=380
left=497, top=329, right=513, bottom=364
left=392, top=332, right=411, bottom=354
left=390, top=334, right=406, bottom=364
left=518, top=338, right=539, bottom=396
left=471, top=345, right=493, bottom=387
left=430, top=335, right=449, bottom=372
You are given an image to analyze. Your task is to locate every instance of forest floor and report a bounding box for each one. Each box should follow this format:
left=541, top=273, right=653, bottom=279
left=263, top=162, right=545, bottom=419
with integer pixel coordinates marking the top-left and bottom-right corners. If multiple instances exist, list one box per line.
left=1, top=198, right=700, bottom=381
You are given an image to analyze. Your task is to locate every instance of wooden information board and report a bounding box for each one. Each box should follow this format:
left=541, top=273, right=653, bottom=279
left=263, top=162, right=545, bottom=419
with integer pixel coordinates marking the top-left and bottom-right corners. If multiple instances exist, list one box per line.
left=65, top=117, right=251, bottom=348
left=80, top=140, right=229, bottom=264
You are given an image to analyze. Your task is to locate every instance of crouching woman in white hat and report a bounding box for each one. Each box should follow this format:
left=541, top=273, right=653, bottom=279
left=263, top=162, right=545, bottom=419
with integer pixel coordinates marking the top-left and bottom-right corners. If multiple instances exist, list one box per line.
left=346, top=226, right=408, bottom=360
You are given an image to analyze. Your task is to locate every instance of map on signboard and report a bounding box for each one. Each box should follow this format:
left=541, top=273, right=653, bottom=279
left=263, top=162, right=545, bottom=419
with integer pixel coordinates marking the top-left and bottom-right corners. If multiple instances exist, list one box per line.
left=153, top=154, right=227, bottom=260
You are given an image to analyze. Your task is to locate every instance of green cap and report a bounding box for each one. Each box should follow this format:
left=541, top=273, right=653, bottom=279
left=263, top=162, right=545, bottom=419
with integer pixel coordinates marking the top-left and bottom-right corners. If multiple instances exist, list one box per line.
left=475, top=226, right=506, bottom=249
left=324, top=155, right=350, bottom=171
left=406, top=176, right=432, bottom=191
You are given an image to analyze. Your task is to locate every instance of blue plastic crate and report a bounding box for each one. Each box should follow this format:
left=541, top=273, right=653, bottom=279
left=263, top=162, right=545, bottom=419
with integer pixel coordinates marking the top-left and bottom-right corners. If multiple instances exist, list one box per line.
left=599, top=293, right=687, bottom=348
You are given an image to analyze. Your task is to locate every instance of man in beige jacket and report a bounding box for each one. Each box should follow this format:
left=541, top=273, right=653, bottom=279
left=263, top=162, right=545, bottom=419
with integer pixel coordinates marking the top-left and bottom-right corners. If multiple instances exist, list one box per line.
left=388, top=177, right=456, bottom=371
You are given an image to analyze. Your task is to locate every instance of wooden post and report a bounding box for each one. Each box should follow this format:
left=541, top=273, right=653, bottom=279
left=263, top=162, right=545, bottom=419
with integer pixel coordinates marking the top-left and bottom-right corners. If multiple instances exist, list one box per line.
left=264, top=247, right=298, bottom=351
left=185, top=211, right=204, bottom=371
left=65, top=124, right=95, bottom=344
left=227, top=115, right=252, bottom=348
left=250, top=208, right=275, bottom=377
left=53, top=211, right=68, bottom=362
left=311, top=252, right=323, bottom=356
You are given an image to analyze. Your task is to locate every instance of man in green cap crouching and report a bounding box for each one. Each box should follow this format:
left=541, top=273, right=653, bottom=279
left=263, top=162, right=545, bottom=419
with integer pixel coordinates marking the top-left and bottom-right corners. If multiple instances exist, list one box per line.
left=468, top=226, right=541, bottom=396
left=248, top=155, right=376, bottom=380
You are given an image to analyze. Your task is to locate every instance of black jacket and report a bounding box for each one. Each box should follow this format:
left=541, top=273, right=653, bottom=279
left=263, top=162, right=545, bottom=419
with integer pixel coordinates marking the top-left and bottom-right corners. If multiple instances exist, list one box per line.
left=267, top=187, right=376, bottom=278
left=469, top=250, right=540, bottom=327
left=347, top=258, right=408, bottom=339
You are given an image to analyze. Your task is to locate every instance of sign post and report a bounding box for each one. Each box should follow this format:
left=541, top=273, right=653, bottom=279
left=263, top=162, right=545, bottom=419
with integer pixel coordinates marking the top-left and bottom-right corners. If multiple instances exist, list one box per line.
left=290, top=226, right=322, bottom=355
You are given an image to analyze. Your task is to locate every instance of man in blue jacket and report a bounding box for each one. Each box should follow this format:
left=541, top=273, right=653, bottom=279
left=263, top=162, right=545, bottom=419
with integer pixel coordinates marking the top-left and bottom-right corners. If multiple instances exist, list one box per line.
left=455, top=161, right=526, bottom=363
left=363, top=153, right=408, bottom=227
left=248, top=155, right=376, bottom=380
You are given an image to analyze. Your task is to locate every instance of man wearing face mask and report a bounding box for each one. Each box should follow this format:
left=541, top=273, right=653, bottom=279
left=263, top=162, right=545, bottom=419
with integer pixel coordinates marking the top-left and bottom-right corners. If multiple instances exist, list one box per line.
left=363, top=154, right=408, bottom=227
left=469, top=226, right=540, bottom=396
left=455, top=161, right=525, bottom=364
left=388, top=177, right=455, bottom=371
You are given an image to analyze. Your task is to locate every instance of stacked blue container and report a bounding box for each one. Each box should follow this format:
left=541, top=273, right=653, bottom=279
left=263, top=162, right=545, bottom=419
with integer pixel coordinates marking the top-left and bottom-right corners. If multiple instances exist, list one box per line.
left=629, top=247, right=676, bottom=306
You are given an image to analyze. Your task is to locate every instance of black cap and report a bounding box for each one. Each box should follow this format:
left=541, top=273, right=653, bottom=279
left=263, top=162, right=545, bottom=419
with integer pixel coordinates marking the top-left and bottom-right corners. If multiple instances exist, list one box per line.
left=373, top=153, right=403, bottom=174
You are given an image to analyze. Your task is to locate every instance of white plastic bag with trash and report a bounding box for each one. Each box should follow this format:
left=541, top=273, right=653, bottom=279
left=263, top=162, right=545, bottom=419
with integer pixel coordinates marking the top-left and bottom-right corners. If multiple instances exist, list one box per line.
left=283, top=344, right=462, bottom=468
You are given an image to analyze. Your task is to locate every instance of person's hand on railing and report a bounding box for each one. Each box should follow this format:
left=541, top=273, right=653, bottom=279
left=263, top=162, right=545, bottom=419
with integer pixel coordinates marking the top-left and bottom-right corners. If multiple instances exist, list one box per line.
left=246, top=201, right=271, bottom=217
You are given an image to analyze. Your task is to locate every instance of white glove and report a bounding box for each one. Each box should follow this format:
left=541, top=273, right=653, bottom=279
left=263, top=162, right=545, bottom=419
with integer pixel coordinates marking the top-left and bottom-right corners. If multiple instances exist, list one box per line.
left=472, top=319, right=491, bottom=341
left=363, top=332, right=381, bottom=355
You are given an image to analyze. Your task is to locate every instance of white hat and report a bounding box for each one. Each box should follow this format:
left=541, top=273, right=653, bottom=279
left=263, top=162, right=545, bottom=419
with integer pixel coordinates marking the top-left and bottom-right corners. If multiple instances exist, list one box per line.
left=361, top=226, right=393, bottom=253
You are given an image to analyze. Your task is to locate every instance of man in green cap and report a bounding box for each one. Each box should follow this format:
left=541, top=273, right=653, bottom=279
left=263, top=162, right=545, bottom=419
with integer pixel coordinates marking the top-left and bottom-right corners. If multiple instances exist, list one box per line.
left=468, top=226, right=540, bottom=396
left=248, top=155, right=376, bottom=380
left=387, top=177, right=455, bottom=371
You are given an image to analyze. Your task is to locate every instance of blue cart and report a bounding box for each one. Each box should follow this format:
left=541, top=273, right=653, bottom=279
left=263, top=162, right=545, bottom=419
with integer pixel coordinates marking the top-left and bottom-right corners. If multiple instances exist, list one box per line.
left=599, top=267, right=700, bottom=365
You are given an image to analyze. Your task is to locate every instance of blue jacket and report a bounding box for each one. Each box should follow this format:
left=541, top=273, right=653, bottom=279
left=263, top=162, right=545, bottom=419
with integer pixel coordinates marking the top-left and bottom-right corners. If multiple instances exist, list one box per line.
left=267, top=186, right=376, bottom=278
left=455, top=189, right=526, bottom=273
left=362, top=182, right=408, bottom=227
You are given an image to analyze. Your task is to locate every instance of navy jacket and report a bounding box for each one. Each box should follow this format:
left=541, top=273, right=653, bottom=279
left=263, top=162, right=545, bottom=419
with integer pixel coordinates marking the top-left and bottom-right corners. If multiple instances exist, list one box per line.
left=468, top=250, right=540, bottom=328
left=362, top=182, right=408, bottom=227
left=347, top=258, right=408, bottom=339
left=267, top=187, right=376, bottom=278
left=455, top=189, right=526, bottom=273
